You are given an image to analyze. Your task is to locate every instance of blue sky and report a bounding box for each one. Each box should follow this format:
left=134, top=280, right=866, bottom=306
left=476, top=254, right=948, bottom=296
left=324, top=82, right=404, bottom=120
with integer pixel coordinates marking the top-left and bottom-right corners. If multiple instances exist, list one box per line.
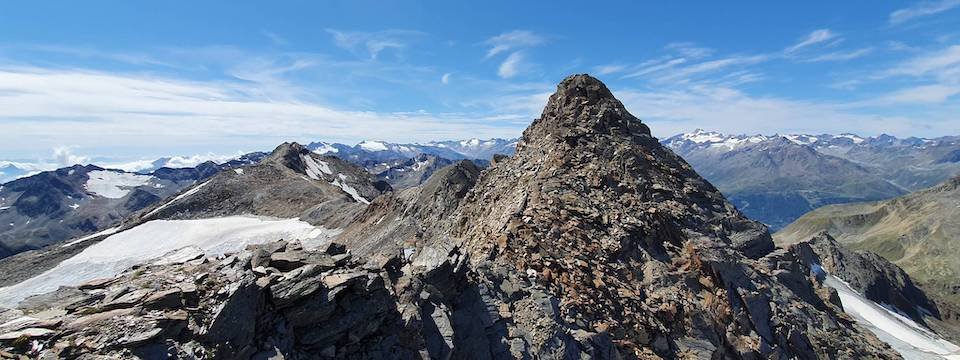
left=1, top=0, right=959, bottom=168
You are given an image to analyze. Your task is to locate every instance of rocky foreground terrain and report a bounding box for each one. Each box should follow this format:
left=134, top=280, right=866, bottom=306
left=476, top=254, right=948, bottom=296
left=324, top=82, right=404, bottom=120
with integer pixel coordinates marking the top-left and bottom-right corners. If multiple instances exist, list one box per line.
left=0, top=75, right=919, bottom=358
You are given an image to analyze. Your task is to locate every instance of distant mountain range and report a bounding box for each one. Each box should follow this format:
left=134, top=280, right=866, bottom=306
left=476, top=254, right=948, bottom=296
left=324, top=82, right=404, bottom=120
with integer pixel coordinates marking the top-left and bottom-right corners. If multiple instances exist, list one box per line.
left=662, top=129, right=960, bottom=230
left=0, top=138, right=516, bottom=260
left=306, top=138, right=516, bottom=164
left=5, top=129, right=958, bottom=261
left=0, top=161, right=53, bottom=184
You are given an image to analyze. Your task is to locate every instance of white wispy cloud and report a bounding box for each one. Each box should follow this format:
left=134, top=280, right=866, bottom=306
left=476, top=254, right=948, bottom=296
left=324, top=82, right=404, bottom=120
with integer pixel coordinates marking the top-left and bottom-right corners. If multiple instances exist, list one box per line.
left=890, top=0, right=960, bottom=24
left=834, top=43, right=960, bottom=106
left=784, top=29, right=839, bottom=54
left=0, top=66, right=527, bottom=159
left=483, top=30, right=546, bottom=79
left=593, top=64, right=627, bottom=75
left=879, top=84, right=960, bottom=103
left=483, top=30, right=545, bottom=59
left=441, top=73, right=452, bottom=84
left=664, top=42, right=714, bottom=59
left=656, top=55, right=768, bottom=82
left=0, top=44, right=178, bottom=68
left=498, top=52, right=525, bottom=79
left=883, top=44, right=960, bottom=81
left=52, top=146, right=89, bottom=167
left=622, top=57, right=688, bottom=79
left=325, top=29, right=424, bottom=59
left=803, top=47, right=873, bottom=62
left=262, top=31, right=290, bottom=46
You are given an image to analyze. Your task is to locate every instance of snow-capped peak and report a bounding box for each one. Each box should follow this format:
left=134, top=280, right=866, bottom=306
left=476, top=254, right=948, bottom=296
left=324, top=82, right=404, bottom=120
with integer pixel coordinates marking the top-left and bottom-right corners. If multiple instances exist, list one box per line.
left=358, top=140, right=389, bottom=152
left=460, top=138, right=482, bottom=147
left=681, top=129, right=726, bottom=144
left=666, top=130, right=769, bottom=150
left=782, top=134, right=819, bottom=145
left=837, top=133, right=865, bottom=144
left=311, top=142, right=340, bottom=154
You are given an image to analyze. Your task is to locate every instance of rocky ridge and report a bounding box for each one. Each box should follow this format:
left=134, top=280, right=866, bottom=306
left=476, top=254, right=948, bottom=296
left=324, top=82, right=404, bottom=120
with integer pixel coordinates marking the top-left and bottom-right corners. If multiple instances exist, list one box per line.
left=140, top=142, right=390, bottom=227
left=788, top=232, right=940, bottom=326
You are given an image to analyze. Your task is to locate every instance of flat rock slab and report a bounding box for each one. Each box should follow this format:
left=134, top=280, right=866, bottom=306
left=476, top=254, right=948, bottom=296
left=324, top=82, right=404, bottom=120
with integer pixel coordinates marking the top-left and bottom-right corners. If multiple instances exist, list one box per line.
left=0, top=327, right=55, bottom=340
left=322, top=273, right=365, bottom=289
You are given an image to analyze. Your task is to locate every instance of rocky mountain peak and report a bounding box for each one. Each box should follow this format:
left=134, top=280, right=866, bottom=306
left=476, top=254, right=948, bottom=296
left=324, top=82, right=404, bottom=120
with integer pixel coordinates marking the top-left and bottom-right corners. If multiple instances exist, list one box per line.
left=444, top=76, right=907, bottom=357
left=525, top=74, right=650, bottom=146
left=268, top=141, right=307, bottom=159
left=937, top=175, right=960, bottom=192
left=464, top=74, right=773, bottom=264
left=266, top=142, right=316, bottom=174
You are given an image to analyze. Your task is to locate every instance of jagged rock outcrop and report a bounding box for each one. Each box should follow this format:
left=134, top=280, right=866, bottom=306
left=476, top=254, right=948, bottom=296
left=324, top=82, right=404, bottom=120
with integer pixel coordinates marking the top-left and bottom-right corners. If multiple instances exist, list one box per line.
left=0, top=241, right=416, bottom=359
left=789, top=232, right=940, bottom=325
left=336, top=160, right=481, bottom=258
left=0, top=75, right=903, bottom=359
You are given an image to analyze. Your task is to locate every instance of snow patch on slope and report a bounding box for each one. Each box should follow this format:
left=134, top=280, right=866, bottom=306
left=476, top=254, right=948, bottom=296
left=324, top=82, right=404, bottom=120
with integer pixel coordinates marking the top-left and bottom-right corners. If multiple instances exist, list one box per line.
left=825, top=275, right=960, bottom=359
left=783, top=134, right=819, bottom=145
left=332, top=174, right=369, bottom=204
left=145, top=180, right=210, bottom=217
left=302, top=154, right=332, bottom=180
left=837, top=133, right=865, bottom=144
left=60, top=226, right=122, bottom=248
left=84, top=170, right=152, bottom=198
left=0, top=216, right=339, bottom=308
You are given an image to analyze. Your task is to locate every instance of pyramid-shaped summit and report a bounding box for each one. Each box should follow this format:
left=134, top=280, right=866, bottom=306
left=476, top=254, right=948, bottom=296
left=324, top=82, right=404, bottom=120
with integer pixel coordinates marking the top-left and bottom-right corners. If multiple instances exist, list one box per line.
left=458, top=73, right=774, bottom=263
left=524, top=74, right=651, bottom=141
left=449, top=74, right=897, bottom=357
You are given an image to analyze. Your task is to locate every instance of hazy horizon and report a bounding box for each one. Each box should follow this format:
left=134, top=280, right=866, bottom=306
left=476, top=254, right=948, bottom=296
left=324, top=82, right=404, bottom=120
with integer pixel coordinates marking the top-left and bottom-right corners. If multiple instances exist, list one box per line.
left=2, top=1, right=959, bottom=166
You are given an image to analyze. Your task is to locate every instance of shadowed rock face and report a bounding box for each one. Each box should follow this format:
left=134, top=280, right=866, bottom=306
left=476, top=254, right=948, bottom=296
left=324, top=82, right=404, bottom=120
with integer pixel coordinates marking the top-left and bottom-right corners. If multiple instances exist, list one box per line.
left=0, top=75, right=901, bottom=359
left=336, top=160, right=481, bottom=258
left=789, top=232, right=940, bottom=325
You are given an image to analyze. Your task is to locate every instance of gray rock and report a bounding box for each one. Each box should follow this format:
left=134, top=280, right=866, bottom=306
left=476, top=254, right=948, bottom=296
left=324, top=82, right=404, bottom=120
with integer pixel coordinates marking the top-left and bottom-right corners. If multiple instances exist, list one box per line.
left=143, top=289, right=182, bottom=310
